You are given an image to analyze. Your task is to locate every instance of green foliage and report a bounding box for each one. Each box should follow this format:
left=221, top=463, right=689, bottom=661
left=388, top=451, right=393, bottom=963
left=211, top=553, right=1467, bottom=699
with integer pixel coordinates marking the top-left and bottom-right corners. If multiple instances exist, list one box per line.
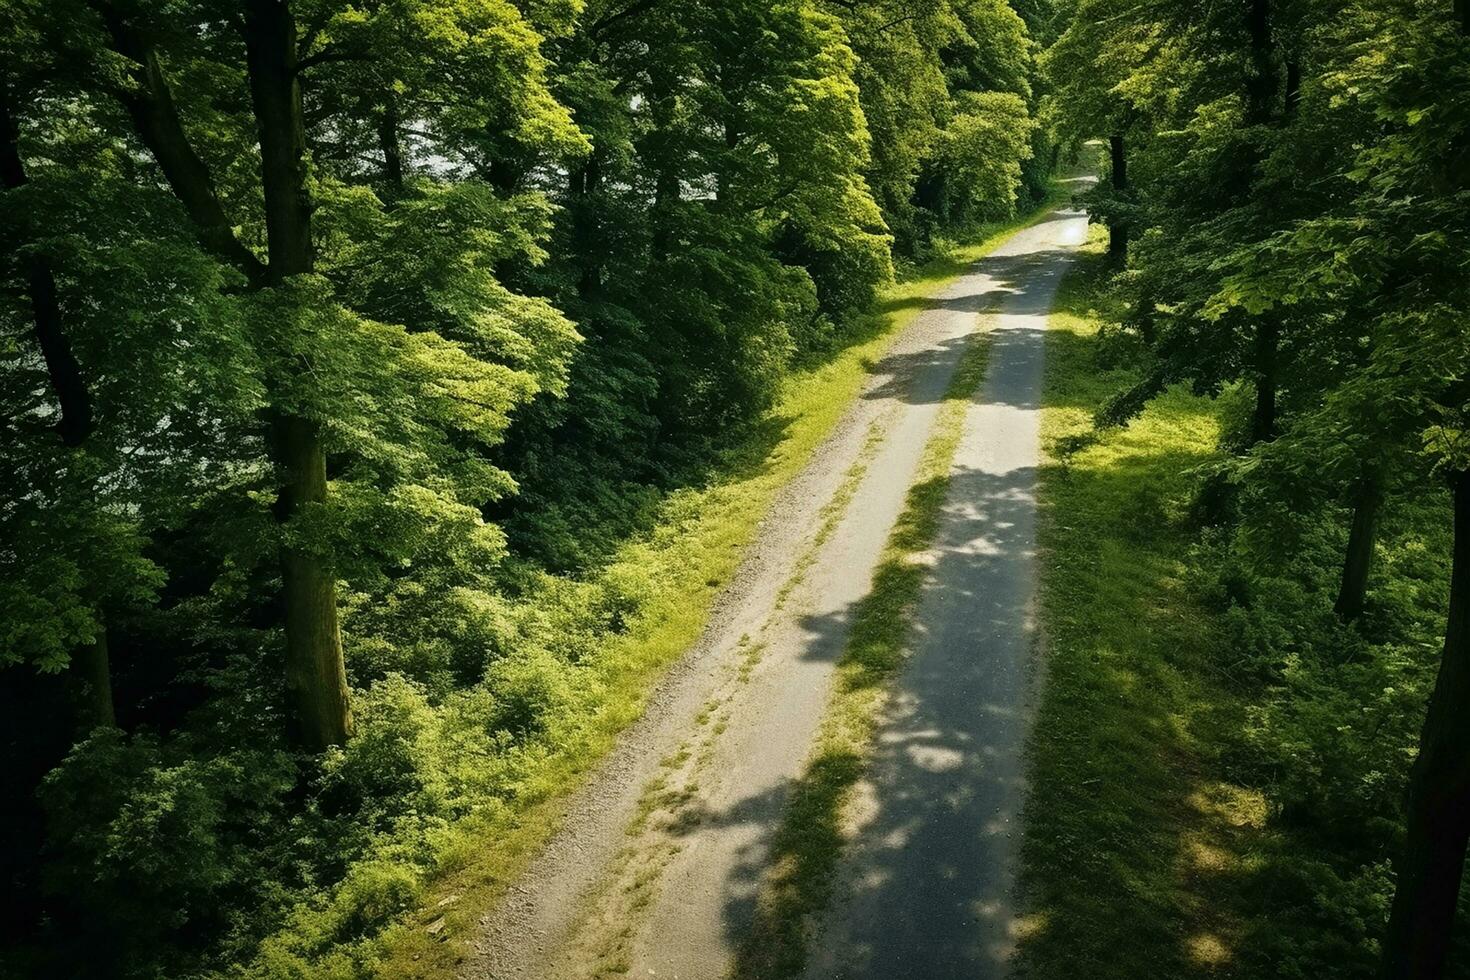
left=1040, top=13, right=1470, bottom=969
left=830, top=0, right=1047, bottom=255
left=1022, top=200, right=1462, bottom=978
left=39, top=729, right=297, bottom=974
left=2, top=0, right=1059, bottom=974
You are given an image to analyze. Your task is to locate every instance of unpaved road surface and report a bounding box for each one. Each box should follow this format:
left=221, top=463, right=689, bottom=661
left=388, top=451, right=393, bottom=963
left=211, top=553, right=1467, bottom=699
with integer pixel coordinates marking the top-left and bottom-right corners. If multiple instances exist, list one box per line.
left=465, top=199, right=1091, bottom=980
left=804, top=201, right=1090, bottom=979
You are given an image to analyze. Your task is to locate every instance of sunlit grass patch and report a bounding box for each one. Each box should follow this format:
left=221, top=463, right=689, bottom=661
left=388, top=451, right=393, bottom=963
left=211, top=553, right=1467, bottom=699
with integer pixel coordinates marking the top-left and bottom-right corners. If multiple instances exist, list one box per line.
left=1014, top=228, right=1253, bottom=979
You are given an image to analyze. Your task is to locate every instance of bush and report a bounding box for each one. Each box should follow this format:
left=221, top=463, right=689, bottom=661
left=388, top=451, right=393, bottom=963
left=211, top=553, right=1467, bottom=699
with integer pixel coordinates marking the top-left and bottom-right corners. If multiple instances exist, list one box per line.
left=483, top=647, right=576, bottom=739
left=39, top=730, right=295, bottom=976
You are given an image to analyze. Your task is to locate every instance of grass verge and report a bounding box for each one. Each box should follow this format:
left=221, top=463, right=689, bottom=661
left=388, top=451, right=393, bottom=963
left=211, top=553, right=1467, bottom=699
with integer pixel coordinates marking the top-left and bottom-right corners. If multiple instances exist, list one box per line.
left=1015, top=221, right=1455, bottom=979
left=732, top=315, right=996, bottom=979
left=1013, top=228, right=1260, bottom=977
left=369, top=199, right=1068, bottom=980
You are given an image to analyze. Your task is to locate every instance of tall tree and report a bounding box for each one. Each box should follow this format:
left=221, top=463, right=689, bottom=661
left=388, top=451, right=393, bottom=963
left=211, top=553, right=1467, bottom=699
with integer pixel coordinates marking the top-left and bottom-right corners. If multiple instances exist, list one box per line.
left=242, top=0, right=352, bottom=749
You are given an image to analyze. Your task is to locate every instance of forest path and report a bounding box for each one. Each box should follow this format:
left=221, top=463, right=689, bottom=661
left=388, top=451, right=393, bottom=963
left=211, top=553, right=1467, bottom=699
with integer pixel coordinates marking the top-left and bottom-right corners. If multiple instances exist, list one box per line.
left=802, top=199, right=1090, bottom=979
left=465, top=197, right=1091, bottom=980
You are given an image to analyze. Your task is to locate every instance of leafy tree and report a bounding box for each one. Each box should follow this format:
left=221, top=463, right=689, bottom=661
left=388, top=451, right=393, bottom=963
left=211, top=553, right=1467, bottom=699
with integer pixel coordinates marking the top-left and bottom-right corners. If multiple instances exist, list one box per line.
left=1049, top=0, right=1470, bottom=973
left=51, top=0, right=585, bottom=748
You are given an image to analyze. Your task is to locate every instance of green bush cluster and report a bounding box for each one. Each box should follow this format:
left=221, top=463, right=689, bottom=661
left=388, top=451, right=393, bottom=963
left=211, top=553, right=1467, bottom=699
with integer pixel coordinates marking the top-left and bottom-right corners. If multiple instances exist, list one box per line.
left=1181, top=498, right=1452, bottom=975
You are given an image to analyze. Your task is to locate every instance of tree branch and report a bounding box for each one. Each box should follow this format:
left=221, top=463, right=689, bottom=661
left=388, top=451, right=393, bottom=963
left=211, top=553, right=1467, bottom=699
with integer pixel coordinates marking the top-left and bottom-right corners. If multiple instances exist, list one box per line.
left=2, top=83, right=93, bottom=446
left=294, top=45, right=372, bottom=75
left=86, top=0, right=267, bottom=285
left=590, top=0, right=664, bottom=38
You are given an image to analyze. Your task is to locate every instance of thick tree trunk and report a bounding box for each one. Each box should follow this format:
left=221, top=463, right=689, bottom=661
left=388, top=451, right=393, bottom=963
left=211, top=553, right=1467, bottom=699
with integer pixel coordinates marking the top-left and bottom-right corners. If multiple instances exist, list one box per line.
left=1245, top=0, right=1275, bottom=124
left=74, top=629, right=116, bottom=730
left=245, top=0, right=352, bottom=749
left=2, top=86, right=93, bottom=446
left=245, top=3, right=313, bottom=278
left=1250, top=319, right=1278, bottom=444
left=271, top=414, right=352, bottom=748
left=1335, top=473, right=1381, bottom=622
left=1108, top=133, right=1128, bottom=267
left=1379, top=468, right=1470, bottom=980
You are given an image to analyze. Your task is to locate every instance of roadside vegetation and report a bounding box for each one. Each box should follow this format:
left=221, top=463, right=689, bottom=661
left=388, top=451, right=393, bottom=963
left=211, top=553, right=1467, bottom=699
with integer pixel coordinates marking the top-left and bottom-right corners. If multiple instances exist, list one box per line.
left=1021, top=232, right=1457, bottom=978
left=0, top=2, right=1064, bottom=975
left=1033, top=1, right=1470, bottom=976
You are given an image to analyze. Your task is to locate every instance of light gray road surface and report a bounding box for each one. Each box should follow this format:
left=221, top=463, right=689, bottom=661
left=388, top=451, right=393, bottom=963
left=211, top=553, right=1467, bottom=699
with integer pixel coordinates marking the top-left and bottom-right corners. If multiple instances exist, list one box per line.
left=465, top=198, right=1090, bottom=980
left=804, top=201, right=1090, bottom=979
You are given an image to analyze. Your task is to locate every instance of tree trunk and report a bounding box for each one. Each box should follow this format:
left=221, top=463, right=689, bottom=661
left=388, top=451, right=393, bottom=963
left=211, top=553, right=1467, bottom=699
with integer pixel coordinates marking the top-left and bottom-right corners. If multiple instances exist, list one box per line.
left=377, top=90, right=404, bottom=198
left=1245, top=0, right=1275, bottom=124
left=1108, top=133, right=1128, bottom=268
left=74, top=629, right=116, bottom=730
left=271, top=414, right=352, bottom=748
left=245, top=0, right=352, bottom=749
left=1250, top=319, right=1278, bottom=444
left=572, top=153, right=603, bottom=297
left=1379, top=468, right=1470, bottom=980
left=1, top=84, right=93, bottom=446
left=1335, top=472, right=1381, bottom=622
left=1135, top=287, right=1157, bottom=345
left=1285, top=59, right=1302, bottom=117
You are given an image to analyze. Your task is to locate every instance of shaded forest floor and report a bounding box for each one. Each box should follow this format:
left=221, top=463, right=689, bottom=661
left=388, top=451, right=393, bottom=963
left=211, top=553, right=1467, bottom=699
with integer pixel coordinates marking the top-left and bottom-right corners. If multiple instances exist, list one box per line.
left=1016, top=230, right=1462, bottom=978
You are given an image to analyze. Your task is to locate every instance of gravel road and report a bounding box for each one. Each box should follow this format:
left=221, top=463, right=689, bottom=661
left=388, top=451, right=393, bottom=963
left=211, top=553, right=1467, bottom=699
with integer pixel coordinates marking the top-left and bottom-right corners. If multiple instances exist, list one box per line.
left=464, top=196, right=1091, bottom=980
left=804, top=201, right=1090, bottom=979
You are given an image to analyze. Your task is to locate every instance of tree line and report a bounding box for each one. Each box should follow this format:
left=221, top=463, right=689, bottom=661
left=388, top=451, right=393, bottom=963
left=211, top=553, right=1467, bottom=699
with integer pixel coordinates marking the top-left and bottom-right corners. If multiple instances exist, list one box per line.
left=0, top=0, right=1057, bottom=975
left=1047, top=0, right=1469, bottom=976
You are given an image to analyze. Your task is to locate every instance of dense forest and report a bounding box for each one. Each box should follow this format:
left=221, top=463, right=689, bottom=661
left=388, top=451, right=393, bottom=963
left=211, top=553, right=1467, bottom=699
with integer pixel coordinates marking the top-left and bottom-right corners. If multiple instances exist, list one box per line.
left=3, top=0, right=1470, bottom=977
left=1, top=0, right=1056, bottom=976
left=1044, top=1, right=1470, bottom=977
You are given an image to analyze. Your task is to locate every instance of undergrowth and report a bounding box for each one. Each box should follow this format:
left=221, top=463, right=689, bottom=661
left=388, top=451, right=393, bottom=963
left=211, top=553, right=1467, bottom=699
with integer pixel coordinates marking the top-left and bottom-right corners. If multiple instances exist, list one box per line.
left=1016, top=228, right=1460, bottom=979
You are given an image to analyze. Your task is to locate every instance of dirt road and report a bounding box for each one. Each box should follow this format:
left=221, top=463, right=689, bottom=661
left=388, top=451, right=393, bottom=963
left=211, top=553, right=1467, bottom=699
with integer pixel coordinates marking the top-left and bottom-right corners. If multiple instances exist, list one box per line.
left=466, top=196, right=1091, bottom=980
left=803, top=200, right=1089, bottom=979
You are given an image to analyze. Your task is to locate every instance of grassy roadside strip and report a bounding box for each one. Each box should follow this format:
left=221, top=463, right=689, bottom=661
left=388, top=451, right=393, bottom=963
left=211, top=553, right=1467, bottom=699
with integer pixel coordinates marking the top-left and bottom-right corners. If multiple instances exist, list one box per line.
left=367, top=199, right=1069, bottom=979
left=732, top=315, right=996, bottom=979
left=1013, top=229, right=1262, bottom=977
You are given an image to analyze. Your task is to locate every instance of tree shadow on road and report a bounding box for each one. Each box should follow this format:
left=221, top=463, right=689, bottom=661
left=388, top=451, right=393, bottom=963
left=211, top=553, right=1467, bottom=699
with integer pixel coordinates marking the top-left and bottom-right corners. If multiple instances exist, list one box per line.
left=700, top=460, right=1046, bottom=979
